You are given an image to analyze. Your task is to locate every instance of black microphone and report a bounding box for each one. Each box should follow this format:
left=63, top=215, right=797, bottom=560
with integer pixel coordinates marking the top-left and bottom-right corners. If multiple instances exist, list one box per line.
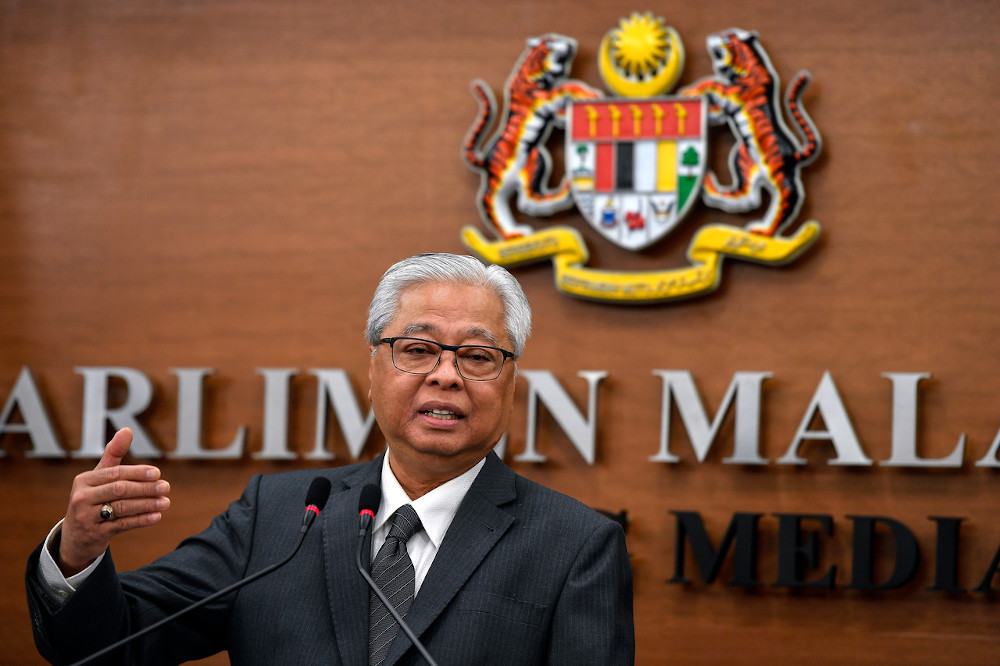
left=358, top=482, right=380, bottom=536
left=355, top=483, right=439, bottom=666
left=303, top=477, right=332, bottom=531
left=70, top=477, right=333, bottom=666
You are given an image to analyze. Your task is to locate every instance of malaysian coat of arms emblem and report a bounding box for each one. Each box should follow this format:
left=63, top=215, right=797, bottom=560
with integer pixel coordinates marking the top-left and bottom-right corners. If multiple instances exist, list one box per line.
left=566, top=96, right=707, bottom=251
left=461, top=12, right=823, bottom=304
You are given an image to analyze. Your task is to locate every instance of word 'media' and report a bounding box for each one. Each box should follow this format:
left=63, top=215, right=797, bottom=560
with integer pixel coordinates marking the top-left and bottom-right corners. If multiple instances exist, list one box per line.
left=671, top=511, right=1000, bottom=593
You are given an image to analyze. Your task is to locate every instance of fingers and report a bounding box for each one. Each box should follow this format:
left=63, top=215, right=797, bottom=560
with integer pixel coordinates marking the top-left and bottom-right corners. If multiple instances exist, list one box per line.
left=95, top=495, right=170, bottom=535
left=88, top=428, right=162, bottom=489
left=95, top=427, right=133, bottom=470
left=96, top=480, right=171, bottom=521
left=69, top=469, right=171, bottom=528
left=89, top=475, right=170, bottom=505
left=57, top=428, right=171, bottom=575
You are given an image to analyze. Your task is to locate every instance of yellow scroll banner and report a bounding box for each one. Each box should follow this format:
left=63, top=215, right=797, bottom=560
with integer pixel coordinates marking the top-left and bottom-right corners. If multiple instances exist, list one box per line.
left=461, top=221, right=821, bottom=303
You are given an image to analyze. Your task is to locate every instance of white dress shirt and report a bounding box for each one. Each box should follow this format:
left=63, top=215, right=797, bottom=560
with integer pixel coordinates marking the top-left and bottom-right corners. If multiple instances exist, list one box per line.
left=371, top=453, right=486, bottom=595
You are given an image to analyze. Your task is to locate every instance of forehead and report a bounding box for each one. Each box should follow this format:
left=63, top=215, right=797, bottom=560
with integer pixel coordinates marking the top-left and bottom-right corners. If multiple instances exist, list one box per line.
left=387, top=281, right=509, bottom=344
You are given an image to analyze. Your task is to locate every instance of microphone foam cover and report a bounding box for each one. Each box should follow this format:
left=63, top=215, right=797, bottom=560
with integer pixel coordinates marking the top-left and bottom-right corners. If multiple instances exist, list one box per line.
left=305, top=477, right=333, bottom=512
left=359, top=483, right=381, bottom=515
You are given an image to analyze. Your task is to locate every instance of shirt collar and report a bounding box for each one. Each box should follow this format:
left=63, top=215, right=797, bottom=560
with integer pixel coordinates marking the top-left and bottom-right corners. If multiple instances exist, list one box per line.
left=375, top=452, right=486, bottom=548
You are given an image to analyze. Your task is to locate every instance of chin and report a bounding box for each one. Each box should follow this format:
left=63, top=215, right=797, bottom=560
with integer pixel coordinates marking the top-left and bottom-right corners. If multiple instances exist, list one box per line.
left=414, top=442, right=476, bottom=458
left=409, top=435, right=489, bottom=460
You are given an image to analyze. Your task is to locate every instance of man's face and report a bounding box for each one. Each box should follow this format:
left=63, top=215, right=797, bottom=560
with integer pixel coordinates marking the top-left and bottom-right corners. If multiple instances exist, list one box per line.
left=368, top=281, right=516, bottom=476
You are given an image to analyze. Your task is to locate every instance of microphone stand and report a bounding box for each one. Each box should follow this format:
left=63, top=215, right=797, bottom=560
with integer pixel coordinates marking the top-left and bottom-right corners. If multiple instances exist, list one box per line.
left=70, top=510, right=321, bottom=666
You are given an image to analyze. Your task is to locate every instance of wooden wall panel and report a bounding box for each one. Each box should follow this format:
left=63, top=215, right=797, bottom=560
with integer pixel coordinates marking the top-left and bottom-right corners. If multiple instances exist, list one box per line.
left=2, top=1, right=999, bottom=663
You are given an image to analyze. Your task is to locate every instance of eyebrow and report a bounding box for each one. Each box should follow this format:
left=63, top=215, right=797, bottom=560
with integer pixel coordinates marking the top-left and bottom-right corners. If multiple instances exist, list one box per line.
left=400, top=323, right=501, bottom=346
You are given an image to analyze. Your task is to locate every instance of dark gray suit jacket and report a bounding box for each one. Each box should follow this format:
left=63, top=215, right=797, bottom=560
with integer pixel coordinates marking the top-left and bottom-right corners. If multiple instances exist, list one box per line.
left=27, top=452, right=634, bottom=665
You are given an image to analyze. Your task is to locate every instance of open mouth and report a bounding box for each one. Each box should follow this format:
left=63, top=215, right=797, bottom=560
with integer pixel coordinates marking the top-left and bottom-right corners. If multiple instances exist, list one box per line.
left=421, top=409, right=463, bottom=421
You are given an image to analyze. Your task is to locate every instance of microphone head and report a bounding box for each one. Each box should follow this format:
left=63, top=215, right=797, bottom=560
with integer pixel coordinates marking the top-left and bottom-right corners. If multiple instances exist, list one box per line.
left=305, top=477, right=333, bottom=512
left=359, top=483, right=381, bottom=516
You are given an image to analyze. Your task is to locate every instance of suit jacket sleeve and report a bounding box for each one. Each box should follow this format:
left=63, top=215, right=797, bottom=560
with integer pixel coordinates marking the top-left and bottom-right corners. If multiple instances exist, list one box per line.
left=546, top=517, right=634, bottom=664
left=25, top=473, right=266, bottom=665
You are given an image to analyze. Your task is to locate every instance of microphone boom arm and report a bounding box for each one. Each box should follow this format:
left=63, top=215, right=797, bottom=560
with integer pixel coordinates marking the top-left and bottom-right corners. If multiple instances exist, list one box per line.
left=70, top=477, right=332, bottom=666
left=72, top=530, right=311, bottom=666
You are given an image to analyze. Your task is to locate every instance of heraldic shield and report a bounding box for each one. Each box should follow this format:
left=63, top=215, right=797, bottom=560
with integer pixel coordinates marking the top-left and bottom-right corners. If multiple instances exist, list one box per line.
left=566, top=96, right=707, bottom=250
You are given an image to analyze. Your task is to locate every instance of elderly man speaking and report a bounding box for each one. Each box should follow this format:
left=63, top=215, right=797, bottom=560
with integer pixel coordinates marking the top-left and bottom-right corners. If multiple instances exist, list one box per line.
left=27, top=253, right=635, bottom=665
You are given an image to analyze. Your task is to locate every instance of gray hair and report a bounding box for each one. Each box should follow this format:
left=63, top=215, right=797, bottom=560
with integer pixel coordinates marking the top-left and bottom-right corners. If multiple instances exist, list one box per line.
left=365, top=253, right=532, bottom=358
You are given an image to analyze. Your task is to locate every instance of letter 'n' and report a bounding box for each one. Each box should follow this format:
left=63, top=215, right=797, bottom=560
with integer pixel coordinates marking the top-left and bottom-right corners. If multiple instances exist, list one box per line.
left=669, top=511, right=761, bottom=586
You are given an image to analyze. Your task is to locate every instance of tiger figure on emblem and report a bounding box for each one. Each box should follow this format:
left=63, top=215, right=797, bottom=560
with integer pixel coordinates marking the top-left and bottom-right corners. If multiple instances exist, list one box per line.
left=462, top=34, right=602, bottom=240
left=680, top=28, right=822, bottom=237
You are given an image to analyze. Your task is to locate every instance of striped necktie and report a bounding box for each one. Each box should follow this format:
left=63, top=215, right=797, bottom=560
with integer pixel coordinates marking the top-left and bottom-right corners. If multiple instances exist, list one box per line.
left=369, top=504, right=423, bottom=666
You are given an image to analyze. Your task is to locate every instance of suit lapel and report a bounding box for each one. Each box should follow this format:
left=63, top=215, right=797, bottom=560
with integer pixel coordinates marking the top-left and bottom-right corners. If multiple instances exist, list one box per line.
left=323, top=456, right=383, bottom=666
left=383, top=452, right=517, bottom=666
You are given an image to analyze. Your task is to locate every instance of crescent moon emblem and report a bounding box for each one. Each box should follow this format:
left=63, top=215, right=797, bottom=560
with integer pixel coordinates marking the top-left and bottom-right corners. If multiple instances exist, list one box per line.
left=598, top=26, right=685, bottom=97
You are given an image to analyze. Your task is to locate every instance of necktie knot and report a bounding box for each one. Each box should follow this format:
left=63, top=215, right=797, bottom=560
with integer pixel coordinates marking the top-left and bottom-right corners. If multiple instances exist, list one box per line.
left=387, top=504, right=422, bottom=544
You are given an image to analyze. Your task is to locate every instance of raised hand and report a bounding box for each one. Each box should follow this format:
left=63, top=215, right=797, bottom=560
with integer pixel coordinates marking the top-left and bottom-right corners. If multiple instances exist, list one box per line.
left=56, top=428, right=171, bottom=576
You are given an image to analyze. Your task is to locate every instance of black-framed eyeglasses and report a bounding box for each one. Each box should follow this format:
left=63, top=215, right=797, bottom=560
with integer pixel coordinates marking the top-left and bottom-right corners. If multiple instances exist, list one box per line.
left=379, top=336, right=515, bottom=381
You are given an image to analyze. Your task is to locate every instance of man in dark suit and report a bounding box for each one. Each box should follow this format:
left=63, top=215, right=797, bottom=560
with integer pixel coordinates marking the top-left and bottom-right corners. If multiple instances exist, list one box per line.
left=26, top=253, right=635, bottom=665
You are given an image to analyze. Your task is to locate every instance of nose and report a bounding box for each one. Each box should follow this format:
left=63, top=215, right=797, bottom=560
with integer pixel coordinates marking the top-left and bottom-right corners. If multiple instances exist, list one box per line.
left=425, top=349, right=463, bottom=385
